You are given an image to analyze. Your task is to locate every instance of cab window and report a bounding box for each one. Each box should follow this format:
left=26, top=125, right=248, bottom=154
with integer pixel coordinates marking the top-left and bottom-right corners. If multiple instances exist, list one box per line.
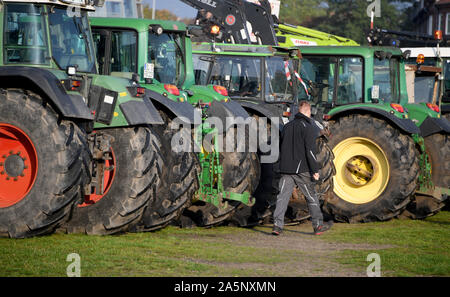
left=3, top=4, right=49, bottom=65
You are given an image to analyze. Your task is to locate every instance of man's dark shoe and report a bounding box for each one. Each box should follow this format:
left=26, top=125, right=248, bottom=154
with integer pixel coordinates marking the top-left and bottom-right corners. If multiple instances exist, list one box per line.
left=272, top=225, right=283, bottom=236
left=314, top=221, right=333, bottom=235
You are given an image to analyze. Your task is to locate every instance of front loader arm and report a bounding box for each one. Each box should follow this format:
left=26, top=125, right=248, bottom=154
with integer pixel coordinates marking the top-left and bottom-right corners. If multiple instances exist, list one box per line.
left=181, top=0, right=277, bottom=45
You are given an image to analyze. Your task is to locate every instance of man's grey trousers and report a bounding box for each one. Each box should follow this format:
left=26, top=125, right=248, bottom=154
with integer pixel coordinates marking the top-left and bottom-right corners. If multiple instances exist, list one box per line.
left=273, top=173, right=323, bottom=229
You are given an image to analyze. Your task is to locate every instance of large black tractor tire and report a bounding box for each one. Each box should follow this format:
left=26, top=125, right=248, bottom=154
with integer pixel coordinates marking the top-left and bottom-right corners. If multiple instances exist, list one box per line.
left=181, top=127, right=260, bottom=228
left=62, top=126, right=163, bottom=235
left=0, top=89, right=88, bottom=238
left=285, top=136, right=336, bottom=224
left=132, top=114, right=200, bottom=232
left=229, top=114, right=276, bottom=226
left=402, top=133, right=450, bottom=219
left=324, top=114, right=419, bottom=223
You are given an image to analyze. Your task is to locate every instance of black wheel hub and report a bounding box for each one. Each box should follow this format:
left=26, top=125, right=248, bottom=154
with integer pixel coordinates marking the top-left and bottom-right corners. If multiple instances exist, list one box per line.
left=4, top=154, right=25, bottom=178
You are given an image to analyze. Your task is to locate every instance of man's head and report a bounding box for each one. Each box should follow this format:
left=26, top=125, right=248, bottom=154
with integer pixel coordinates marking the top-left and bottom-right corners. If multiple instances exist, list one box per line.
left=298, top=100, right=311, bottom=118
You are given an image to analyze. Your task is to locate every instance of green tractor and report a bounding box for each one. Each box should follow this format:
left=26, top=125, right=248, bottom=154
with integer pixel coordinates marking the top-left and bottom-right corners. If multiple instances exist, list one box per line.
left=89, top=17, right=260, bottom=228
left=401, top=54, right=450, bottom=217
left=192, top=43, right=336, bottom=225
left=403, top=48, right=450, bottom=119
left=367, top=29, right=450, bottom=217
left=193, top=43, right=449, bottom=223
left=0, top=0, right=196, bottom=237
left=367, top=27, right=450, bottom=121
left=296, top=46, right=449, bottom=221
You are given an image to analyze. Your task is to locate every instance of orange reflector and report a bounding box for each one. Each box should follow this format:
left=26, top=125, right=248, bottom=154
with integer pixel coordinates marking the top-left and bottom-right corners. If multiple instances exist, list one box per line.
left=417, top=54, right=425, bottom=65
left=426, top=103, right=440, bottom=113
left=70, top=80, right=82, bottom=91
left=213, top=85, right=228, bottom=96
left=390, top=103, right=404, bottom=113
left=164, top=84, right=180, bottom=96
left=136, top=87, right=146, bottom=95
left=211, top=25, right=220, bottom=35
left=435, top=30, right=443, bottom=41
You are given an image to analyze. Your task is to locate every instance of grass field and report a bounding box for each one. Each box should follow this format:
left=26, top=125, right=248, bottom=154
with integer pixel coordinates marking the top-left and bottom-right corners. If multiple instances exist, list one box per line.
left=0, top=211, right=449, bottom=277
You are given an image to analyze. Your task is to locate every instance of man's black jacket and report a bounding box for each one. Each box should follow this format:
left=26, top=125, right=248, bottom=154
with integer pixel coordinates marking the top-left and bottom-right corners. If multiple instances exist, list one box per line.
left=278, top=112, right=320, bottom=175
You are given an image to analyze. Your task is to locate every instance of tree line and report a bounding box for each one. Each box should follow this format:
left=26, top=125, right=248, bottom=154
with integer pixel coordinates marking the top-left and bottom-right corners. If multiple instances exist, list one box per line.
left=279, top=0, right=415, bottom=45
left=143, top=0, right=416, bottom=45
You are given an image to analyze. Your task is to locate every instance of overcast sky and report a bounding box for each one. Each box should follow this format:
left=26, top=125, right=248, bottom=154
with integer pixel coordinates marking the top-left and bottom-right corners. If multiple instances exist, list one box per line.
left=142, top=0, right=198, bottom=18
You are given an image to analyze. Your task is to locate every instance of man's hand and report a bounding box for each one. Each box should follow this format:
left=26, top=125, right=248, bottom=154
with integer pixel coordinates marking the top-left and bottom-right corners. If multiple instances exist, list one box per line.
left=313, top=173, right=320, bottom=181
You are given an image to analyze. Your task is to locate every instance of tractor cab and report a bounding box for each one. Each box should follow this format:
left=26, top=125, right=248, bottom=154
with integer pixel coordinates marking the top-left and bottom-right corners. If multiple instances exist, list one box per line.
left=402, top=47, right=450, bottom=121
left=91, top=18, right=186, bottom=90
left=3, top=1, right=96, bottom=72
left=192, top=43, right=302, bottom=125
left=294, top=47, right=409, bottom=118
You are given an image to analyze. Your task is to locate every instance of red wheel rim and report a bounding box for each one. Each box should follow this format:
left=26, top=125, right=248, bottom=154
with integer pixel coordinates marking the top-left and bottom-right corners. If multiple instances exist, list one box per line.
left=0, top=123, right=38, bottom=208
left=79, top=148, right=115, bottom=207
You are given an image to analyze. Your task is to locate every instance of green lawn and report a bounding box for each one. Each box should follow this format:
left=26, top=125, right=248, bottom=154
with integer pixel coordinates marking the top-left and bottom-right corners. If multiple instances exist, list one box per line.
left=0, top=211, right=448, bottom=277
left=322, top=211, right=450, bottom=276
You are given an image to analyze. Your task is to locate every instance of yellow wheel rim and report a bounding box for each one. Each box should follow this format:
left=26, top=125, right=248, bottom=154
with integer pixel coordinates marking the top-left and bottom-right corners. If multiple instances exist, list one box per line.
left=333, top=137, right=390, bottom=204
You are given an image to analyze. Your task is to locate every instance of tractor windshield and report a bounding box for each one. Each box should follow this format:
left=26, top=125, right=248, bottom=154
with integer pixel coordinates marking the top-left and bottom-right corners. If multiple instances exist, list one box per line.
left=414, top=74, right=440, bottom=104
left=48, top=7, right=96, bottom=73
left=3, top=4, right=49, bottom=65
left=265, top=56, right=296, bottom=102
left=297, top=55, right=363, bottom=105
left=373, top=57, right=401, bottom=104
left=193, top=55, right=263, bottom=99
left=148, top=32, right=186, bottom=87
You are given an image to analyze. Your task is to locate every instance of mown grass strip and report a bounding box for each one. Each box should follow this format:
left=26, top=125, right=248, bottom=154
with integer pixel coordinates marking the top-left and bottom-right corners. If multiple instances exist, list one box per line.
left=0, top=212, right=448, bottom=277
left=319, top=211, right=450, bottom=276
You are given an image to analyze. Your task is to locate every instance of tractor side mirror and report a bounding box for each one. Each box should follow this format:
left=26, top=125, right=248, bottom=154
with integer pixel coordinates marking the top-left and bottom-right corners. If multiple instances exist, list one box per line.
left=375, top=51, right=387, bottom=60
left=402, top=50, right=411, bottom=60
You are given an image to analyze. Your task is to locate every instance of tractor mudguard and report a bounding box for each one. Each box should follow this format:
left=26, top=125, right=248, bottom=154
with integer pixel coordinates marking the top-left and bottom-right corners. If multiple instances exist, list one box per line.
left=419, top=116, right=450, bottom=137
left=146, top=89, right=201, bottom=124
left=0, top=66, right=93, bottom=120
left=329, top=107, right=420, bottom=135
left=206, top=99, right=251, bottom=132
left=119, top=98, right=164, bottom=125
left=238, top=101, right=284, bottom=131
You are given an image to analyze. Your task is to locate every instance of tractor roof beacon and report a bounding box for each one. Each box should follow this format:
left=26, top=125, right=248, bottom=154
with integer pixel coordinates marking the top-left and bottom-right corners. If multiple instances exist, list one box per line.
left=89, top=17, right=261, bottom=228
left=0, top=0, right=193, bottom=237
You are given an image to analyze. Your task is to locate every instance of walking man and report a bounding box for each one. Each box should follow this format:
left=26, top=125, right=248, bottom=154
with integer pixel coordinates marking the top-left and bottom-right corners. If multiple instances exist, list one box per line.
left=272, top=101, right=332, bottom=236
